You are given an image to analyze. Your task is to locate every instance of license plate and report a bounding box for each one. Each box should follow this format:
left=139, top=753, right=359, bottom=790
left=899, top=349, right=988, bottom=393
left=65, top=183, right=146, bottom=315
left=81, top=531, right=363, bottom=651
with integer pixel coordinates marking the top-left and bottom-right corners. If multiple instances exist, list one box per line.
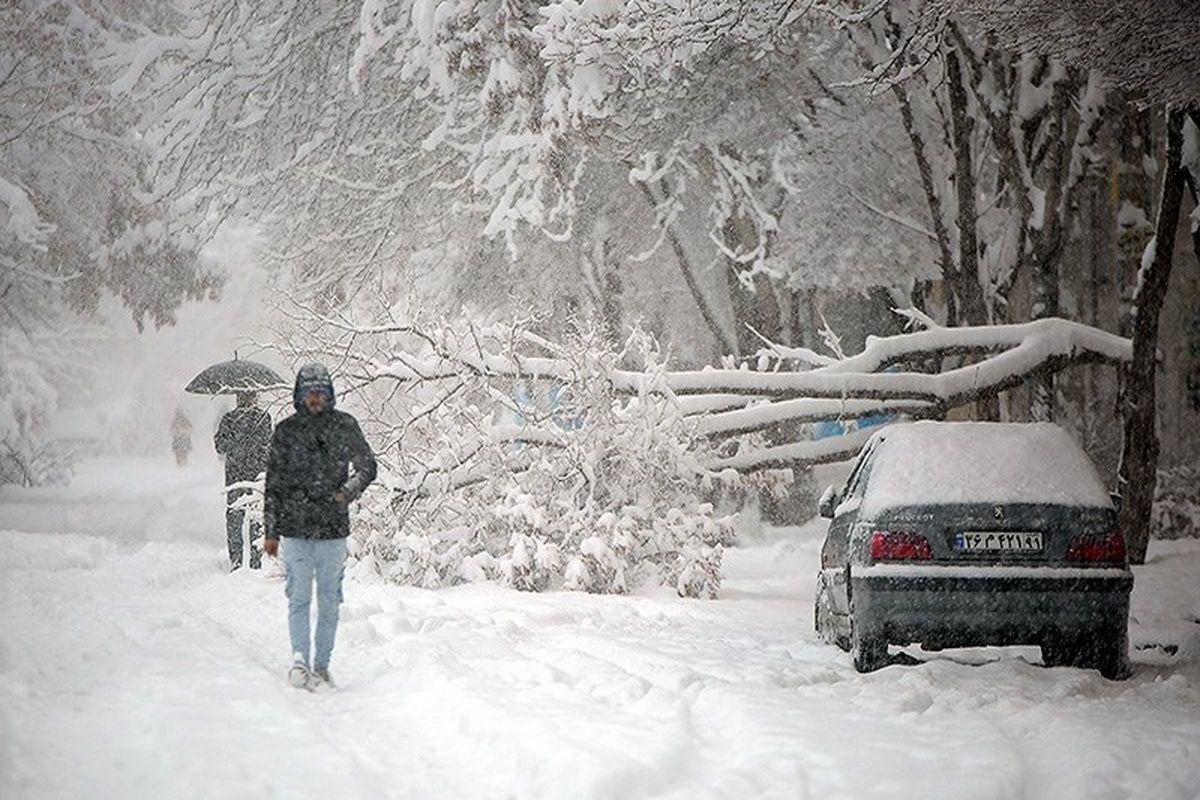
left=954, top=531, right=1043, bottom=552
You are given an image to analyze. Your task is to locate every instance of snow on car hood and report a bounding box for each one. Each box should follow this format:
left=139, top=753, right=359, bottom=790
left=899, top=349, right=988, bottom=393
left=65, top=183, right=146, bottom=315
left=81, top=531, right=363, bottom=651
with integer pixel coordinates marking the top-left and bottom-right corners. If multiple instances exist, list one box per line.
left=860, top=421, right=1112, bottom=515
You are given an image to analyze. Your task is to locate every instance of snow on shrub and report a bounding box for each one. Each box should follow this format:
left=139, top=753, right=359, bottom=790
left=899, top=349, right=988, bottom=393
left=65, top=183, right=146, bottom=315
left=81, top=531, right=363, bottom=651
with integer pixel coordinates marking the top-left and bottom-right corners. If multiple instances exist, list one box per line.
left=0, top=326, right=77, bottom=487
left=344, top=322, right=736, bottom=598
left=1152, top=464, right=1200, bottom=540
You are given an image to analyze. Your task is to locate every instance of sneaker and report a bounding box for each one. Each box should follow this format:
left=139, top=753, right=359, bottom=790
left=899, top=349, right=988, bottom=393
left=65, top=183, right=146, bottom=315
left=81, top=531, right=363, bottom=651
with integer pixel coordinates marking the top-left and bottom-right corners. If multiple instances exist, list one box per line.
left=307, top=667, right=335, bottom=691
left=287, top=654, right=310, bottom=689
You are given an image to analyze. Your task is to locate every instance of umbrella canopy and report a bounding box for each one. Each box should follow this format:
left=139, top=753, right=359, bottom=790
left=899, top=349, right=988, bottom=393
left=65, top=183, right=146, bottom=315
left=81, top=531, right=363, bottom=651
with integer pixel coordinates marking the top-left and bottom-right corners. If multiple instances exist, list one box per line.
left=185, top=357, right=286, bottom=395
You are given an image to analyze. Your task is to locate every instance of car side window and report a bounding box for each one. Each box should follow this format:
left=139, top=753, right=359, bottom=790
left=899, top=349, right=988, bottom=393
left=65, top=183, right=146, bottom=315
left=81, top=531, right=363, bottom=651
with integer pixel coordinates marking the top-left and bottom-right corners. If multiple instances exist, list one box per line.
left=847, top=452, right=875, bottom=501
left=839, top=452, right=864, bottom=500
left=841, top=442, right=876, bottom=502
left=825, top=443, right=873, bottom=566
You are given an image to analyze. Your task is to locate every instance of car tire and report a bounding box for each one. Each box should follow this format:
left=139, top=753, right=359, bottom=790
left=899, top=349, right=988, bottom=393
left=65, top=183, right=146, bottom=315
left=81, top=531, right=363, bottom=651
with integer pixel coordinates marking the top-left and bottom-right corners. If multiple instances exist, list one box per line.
left=1083, top=625, right=1131, bottom=681
left=1042, top=627, right=1130, bottom=680
left=850, top=613, right=888, bottom=673
left=1040, top=634, right=1081, bottom=668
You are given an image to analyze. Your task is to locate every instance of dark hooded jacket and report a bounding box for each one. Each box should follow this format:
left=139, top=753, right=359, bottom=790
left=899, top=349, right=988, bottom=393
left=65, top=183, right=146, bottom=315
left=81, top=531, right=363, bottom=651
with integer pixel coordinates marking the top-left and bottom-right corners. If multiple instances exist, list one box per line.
left=263, top=364, right=377, bottom=541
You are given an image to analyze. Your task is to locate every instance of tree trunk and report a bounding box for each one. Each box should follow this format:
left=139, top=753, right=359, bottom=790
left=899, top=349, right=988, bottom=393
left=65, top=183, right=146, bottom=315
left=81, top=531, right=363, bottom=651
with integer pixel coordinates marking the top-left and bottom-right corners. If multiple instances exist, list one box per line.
left=1185, top=110, right=1200, bottom=267
left=722, top=213, right=782, bottom=358
left=1028, top=77, right=1078, bottom=421
left=789, top=288, right=821, bottom=351
left=944, top=47, right=990, bottom=328
left=1118, top=107, right=1188, bottom=565
left=945, top=45, right=1005, bottom=422
left=597, top=238, right=623, bottom=349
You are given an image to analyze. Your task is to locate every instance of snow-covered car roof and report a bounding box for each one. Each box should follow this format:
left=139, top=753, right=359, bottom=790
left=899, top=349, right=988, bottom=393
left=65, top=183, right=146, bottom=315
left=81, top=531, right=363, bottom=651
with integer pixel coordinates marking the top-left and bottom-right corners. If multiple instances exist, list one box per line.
left=859, top=421, right=1112, bottom=515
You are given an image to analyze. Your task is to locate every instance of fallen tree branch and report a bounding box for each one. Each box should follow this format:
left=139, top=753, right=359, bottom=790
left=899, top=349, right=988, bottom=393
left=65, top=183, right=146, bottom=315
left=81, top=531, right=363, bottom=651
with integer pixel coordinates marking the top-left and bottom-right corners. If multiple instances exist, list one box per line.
left=695, top=397, right=939, bottom=438
left=706, top=428, right=878, bottom=473
left=306, top=315, right=1134, bottom=480
left=369, top=318, right=1129, bottom=398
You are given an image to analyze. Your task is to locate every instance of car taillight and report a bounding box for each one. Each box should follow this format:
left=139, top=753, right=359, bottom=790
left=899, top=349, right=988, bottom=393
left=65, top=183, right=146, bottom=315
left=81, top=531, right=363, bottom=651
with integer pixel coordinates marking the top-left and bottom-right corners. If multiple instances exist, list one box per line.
left=1065, top=531, right=1127, bottom=564
left=869, top=531, right=932, bottom=562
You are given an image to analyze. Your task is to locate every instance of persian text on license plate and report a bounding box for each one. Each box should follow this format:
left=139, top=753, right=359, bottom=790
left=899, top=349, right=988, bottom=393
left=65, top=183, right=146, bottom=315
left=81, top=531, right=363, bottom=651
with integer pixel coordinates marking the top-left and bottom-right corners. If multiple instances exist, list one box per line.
left=954, top=531, right=1043, bottom=552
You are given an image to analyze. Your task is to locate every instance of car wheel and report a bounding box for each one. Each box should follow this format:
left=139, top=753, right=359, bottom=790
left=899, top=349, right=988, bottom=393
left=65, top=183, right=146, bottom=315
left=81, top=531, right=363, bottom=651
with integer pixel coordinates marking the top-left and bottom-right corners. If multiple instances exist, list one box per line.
left=850, top=612, right=888, bottom=673
left=1082, top=625, right=1131, bottom=680
left=815, top=577, right=850, bottom=652
left=1043, top=627, right=1130, bottom=680
left=1040, top=634, right=1081, bottom=668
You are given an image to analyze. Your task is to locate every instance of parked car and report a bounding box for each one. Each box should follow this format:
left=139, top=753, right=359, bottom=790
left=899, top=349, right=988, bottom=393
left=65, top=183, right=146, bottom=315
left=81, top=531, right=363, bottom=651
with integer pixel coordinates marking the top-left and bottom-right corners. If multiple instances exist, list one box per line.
left=814, top=421, right=1132, bottom=678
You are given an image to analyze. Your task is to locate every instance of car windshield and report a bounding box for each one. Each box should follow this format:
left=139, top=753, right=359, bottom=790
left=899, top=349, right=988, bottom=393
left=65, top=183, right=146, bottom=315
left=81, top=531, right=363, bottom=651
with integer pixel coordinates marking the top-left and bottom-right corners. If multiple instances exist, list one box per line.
left=860, top=421, right=1111, bottom=515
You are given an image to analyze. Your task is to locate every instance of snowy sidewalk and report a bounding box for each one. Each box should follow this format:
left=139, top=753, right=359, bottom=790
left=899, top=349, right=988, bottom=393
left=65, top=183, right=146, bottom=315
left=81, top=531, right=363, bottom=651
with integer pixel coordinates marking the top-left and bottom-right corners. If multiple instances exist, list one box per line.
left=2, top=458, right=1199, bottom=800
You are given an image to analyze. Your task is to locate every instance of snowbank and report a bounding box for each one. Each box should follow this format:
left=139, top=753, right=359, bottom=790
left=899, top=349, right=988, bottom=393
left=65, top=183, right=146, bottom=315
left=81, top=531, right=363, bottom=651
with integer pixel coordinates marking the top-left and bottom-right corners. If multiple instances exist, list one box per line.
left=1, top=459, right=1198, bottom=800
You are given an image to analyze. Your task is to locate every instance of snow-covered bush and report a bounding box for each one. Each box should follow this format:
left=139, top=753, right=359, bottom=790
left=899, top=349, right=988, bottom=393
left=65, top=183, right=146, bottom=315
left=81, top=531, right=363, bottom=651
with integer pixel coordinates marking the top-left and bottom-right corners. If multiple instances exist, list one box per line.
left=341, top=321, right=735, bottom=597
left=0, top=322, right=86, bottom=487
left=0, top=439, right=75, bottom=487
left=1152, top=464, right=1200, bottom=540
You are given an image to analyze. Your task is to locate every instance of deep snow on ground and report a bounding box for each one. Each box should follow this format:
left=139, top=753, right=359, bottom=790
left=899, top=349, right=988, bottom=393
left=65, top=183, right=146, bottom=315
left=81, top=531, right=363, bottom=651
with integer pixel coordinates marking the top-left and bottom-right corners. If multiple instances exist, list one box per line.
left=1, top=457, right=1199, bottom=800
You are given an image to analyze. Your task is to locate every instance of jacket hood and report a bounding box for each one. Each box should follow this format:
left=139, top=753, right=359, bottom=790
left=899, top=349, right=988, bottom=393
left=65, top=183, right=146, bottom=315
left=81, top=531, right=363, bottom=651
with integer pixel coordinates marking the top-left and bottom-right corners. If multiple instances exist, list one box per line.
left=293, top=362, right=336, bottom=411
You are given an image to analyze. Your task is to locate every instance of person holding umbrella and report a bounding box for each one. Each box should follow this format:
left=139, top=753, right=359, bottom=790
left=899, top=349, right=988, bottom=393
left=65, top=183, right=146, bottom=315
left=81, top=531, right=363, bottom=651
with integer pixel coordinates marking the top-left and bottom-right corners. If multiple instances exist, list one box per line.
left=185, top=354, right=284, bottom=571
left=214, top=391, right=272, bottom=570
left=262, top=363, right=376, bottom=690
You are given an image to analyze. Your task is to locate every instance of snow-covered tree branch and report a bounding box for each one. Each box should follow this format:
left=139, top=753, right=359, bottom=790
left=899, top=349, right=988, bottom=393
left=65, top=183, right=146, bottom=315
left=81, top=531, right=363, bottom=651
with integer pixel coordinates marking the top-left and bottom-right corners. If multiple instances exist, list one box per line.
left=275, top=308, right=1131, bottom=595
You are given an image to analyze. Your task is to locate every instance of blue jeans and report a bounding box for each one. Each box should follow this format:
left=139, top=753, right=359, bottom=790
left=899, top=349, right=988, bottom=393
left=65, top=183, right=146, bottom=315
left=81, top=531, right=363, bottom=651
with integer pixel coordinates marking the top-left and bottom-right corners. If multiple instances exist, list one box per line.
left=281, top=537, right=347, bottom=670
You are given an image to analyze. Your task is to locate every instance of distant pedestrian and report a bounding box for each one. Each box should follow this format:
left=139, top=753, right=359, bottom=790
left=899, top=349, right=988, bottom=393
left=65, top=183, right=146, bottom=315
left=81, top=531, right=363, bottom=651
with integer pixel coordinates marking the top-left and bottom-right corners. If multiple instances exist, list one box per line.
left=263, top=363, right=376, bottom=690
left=214, top=392, right=272, bottom=571
left=170, top=408, right=193, bottom=466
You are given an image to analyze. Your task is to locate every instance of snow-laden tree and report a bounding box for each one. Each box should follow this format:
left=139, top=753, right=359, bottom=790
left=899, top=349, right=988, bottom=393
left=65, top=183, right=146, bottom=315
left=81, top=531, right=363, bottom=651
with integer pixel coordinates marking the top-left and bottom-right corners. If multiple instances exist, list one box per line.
left=0, top=1, right=217, bottom=483
left=114, top=0, right=939, bottom=369
left=274, top=300, right=1128, bottom=592
left=277, top=312, right=735, bottom=597
left=837, top=0, right=1200, bottom=563
left=933, top=0, right=1200, bottom=108
left=106, top=0, right=465, bottom=308
left=101, top=0, right=1195, bottom=564
left=340, top=1, right=1140, bottom=374
left=111, top=1, right=642, bottom=350
left=813, top=2, right=1128, bottom=427
left=346, top=2, right=939, bottom=358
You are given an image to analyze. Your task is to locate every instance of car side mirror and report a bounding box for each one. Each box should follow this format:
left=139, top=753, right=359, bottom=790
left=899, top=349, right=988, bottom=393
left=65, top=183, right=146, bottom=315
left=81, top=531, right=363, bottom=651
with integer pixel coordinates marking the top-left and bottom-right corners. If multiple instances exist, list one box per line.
left=818, top=485, right=839, bottom=519
left=1110, top=492, right=1123, bottom=512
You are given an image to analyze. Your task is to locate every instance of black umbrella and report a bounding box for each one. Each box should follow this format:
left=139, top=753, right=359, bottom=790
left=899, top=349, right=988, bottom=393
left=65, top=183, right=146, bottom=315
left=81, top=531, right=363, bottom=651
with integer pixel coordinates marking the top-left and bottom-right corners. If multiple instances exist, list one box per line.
left=185, top=355, right=286, bottom=395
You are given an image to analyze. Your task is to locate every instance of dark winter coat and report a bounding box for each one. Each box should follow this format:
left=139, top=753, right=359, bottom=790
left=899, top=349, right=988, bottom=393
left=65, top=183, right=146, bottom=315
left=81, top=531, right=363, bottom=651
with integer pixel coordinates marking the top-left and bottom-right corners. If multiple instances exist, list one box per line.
left=214, top=406, right=272, bottom=482
left=263, top=364, right=377, bottom=541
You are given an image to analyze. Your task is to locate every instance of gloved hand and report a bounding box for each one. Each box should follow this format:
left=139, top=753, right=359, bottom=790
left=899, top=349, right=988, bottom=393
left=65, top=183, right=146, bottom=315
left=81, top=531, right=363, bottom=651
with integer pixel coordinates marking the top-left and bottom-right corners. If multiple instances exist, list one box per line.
left=263, top=539, right=279, bottom=557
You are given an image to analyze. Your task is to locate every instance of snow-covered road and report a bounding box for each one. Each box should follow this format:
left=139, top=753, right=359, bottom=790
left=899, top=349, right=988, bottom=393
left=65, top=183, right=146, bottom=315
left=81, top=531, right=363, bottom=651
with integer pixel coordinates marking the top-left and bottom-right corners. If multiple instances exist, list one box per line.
left=2, top=457, right=1199, bottom=800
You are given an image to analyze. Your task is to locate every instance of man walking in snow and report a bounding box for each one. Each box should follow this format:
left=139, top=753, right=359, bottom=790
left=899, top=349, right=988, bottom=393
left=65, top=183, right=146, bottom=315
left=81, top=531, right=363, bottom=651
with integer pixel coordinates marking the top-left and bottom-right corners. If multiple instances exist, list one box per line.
left=263, top=363, right=376, bottom=690
left=214, top=392, right=272, bottom=570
